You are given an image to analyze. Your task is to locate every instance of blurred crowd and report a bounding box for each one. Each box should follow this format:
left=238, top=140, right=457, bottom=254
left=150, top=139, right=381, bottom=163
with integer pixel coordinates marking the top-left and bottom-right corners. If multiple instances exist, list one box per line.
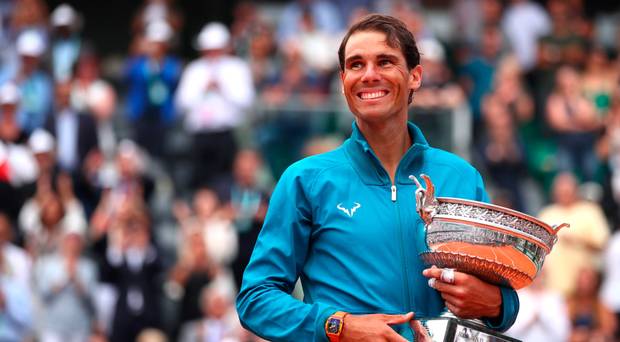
left=0, top=0, right=619, bottom=341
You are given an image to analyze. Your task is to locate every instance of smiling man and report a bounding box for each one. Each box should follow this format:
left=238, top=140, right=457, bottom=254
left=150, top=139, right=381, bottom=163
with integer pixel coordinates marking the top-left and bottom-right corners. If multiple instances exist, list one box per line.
left=236, top=14, right=519, bottom=341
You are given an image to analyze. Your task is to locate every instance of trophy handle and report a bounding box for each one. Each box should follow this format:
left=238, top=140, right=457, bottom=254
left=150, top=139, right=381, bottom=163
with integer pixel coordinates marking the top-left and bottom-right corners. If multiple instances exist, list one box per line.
left=550, top=223, right=569, bottom=245
left=552, top=223, right=569, bottom=232
left=410, top=174, right=438, bottom=225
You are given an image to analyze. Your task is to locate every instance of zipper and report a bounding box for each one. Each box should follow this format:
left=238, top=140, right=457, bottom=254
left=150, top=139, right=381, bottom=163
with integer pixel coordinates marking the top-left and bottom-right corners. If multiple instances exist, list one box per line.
left=393, top=184, right=412, bottom=313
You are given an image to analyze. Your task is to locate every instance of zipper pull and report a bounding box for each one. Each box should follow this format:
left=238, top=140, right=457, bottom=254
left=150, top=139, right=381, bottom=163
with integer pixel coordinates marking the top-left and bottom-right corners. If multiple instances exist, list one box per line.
left=391, top=185, right=397, bottom=202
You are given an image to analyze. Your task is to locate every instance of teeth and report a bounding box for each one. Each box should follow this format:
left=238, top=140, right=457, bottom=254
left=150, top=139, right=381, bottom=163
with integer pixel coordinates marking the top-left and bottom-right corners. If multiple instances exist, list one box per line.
left=360, top=91, right=387, bottom=99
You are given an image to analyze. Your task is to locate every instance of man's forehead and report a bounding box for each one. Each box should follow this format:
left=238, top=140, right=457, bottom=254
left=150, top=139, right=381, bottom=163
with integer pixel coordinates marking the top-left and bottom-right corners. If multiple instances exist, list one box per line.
left=344, top=31, right=402, bottom=60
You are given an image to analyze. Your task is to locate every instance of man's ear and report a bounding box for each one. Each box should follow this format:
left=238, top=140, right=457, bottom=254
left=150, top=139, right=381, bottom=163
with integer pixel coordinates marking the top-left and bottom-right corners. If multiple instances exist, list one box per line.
left=409, top=65, right=423, bottom=91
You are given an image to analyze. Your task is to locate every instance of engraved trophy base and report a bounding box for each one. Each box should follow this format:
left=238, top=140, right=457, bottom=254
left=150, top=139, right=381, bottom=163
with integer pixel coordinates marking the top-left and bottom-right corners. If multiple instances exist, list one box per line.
left=416, top=317, right=521, bottom=342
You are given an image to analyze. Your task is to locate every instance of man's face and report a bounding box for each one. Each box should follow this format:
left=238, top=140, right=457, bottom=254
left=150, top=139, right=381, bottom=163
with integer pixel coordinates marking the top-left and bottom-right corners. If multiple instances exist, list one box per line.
left=55, top=82, right=72, bottom=109
left=340, top=30, right=421, bottom=123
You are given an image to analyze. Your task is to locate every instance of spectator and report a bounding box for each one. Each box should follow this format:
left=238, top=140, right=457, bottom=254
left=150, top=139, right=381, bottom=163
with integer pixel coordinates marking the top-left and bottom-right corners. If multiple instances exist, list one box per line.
left=175, top=22, right=255, bottom=188
left=45, top=80, right=98, bottom=175
left=45, top=79, right=100, bottom=213
left=452, top=0, right=503, bottom=48
left=125, top=20, right=181, bottom=159
left=596, top=96, right=620, bottom=228
left=8, top=0, right=48, bottom=36
left=34, top=226, right=98, bottom=342
left=501, top=0, right=551, bottom=71
left=230, top=1, right=263, bottom=59
left=14, top=29, right=53, bottom=133
left=601, top=231, right=620, bottom=340
left=459, top=24, right=505, bottom=133
left=178, top=283, right=242, bottom=342
left=88, top=81, right=118, bottom=164
left=506, top=271, right=570, bottom=342
left=175, top=187, right=237, bottom=268
left=538, top=172, right=610, bottom=296
left=0, top=250, right=34, bottom=342
left=0, top=82, right=38, bottom=220
left=20, top=185, right=86, bottom=259
left=0, top=212, right=32, bottom=286
left=546, top=65, right=601, bottom=181
left=98, top=201, right=164, bottom=342
left=225, top=149, right=270, bottom=290
left=69, top=51, right=110, bottom=114
left=0, top=81, right=27, bottom=144
left=582, top=46, right=617, bottom=118
left=49, top=4, right=82, bottom=82
left=27, top=128, right=56, bottom=187
left=477, top=95, right=528, bottom=212
left=109, top=140, right=155, bottom=205
left=275, top=0, right=343, bottom=48
left=566, top=266, right=617, bottom=342
left=414, top=38, right=467, bottom=110
left=489, top=55, right=535, bottom=132
left=165, top=224, right=216, bottom=338
left=130, top=0, right=183, bottom=49
left=243, top=22, right=280, bottom=91
left=537, top=0, right=590, bottom=71
left=282, top=6, right=340, bottom=76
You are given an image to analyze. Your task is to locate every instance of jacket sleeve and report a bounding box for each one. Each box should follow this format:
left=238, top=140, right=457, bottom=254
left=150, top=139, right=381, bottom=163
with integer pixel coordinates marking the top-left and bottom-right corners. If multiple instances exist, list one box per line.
left=473, top=169, right=520, bottom=331
left=236, top=165, right=337, bottom=341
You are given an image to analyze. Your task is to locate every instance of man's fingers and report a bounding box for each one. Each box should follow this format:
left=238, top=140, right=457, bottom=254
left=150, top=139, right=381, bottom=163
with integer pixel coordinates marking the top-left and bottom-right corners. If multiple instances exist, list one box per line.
left=423, top=266, right=461, bottom=285
left=410, top=319, right=433, bottom=342
left=427, top=276, right=459, bottom=295
left=385, top=311, right=414, bottom=325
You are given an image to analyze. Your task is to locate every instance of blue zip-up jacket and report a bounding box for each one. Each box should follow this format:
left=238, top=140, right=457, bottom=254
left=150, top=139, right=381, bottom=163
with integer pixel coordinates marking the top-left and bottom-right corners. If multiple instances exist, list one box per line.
left=237, top=121, right=519, bottom=341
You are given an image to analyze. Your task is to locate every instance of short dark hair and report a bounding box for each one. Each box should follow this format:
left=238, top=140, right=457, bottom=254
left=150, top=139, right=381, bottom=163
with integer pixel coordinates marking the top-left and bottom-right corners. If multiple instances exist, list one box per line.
left=338, top=14, right=420, bottom=72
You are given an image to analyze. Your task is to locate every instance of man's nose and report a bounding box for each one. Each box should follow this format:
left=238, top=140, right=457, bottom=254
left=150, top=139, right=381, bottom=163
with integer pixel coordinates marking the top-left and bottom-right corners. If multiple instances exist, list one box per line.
left=361, top=63, right=381, bottom=82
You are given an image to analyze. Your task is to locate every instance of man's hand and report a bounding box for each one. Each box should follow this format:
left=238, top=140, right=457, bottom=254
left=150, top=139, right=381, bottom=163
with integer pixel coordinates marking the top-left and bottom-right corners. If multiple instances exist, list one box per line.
left=340, top=312, right=414, bottom=341
left=423, top=266, right=501, bottom=319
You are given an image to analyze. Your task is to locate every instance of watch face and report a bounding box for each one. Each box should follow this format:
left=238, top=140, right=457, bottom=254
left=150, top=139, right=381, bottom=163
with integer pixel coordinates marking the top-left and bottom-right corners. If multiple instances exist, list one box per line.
left=327, top=318, right=342, bottom=334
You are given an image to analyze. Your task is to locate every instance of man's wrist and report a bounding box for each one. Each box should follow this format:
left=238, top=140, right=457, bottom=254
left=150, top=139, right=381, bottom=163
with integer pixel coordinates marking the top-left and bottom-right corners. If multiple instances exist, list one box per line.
left=325, top=311, right=348, bottom=342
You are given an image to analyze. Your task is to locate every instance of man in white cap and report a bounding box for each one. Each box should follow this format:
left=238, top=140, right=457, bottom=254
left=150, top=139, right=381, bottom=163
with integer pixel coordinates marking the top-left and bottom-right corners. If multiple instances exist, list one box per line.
left=50, top=3, right=82, bottom=82
left=14, top=30, right=53, bottom=134
left=0, top=82, right=27, bottom=144
left=175, top=22, right=255, bottom=188
left=0, top=83, right=39, bottom=220
left=125, top=19, right=181, bottom=159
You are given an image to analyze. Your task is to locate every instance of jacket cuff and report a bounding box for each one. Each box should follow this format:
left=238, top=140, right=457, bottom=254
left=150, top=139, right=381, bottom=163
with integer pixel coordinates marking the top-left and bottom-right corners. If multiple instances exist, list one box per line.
left=482, top=286, right=519, bottom=332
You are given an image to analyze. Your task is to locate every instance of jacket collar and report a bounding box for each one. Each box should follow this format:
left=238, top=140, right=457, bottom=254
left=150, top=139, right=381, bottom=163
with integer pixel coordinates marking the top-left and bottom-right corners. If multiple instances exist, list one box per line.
left=344, top=121, right=430, bottom=186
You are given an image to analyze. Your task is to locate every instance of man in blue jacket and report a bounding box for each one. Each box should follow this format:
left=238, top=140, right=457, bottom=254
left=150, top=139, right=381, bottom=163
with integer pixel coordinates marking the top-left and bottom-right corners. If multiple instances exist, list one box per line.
left=237, top=14, right=519, bottom=341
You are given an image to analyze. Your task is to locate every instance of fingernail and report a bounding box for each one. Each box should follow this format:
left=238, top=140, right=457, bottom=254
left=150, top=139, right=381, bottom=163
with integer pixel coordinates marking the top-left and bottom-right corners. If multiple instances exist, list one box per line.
left=428, top=278, right=436, bottom=288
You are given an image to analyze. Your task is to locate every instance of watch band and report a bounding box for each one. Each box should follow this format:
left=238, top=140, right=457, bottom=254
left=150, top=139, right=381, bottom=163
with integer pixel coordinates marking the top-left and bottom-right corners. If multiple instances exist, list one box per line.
left=325, top=311, right=348, bottom=342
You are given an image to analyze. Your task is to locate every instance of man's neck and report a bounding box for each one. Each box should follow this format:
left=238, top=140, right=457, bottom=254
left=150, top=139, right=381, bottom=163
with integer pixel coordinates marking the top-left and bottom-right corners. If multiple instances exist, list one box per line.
left=357, top=118, right=411, bottom=183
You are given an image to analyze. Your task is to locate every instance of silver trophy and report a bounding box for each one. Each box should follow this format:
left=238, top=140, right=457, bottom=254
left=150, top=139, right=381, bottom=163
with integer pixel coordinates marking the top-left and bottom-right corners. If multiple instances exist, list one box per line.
left=410, top=174, right=568, bottom=342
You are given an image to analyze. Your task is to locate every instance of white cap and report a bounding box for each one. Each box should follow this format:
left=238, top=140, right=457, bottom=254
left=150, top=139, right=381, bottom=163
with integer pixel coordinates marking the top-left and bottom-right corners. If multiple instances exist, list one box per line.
left=196, top=22, right=230, bottom=51
left=16, top=30, right=46, bottom=57
left=28, top=129, right=55, bottom=154
left=51, top=4, right=77, bottom=27
left=418, top=38, right=445, bottom=62
left=0, top=82, right=20, bottom=105
left=145, top=20, right=172, bottom=43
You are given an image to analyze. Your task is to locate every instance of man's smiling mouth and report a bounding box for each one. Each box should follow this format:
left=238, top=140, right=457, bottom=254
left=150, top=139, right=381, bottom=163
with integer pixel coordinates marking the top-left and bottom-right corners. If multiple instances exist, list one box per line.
left=358, top=90, right=389, bottom=100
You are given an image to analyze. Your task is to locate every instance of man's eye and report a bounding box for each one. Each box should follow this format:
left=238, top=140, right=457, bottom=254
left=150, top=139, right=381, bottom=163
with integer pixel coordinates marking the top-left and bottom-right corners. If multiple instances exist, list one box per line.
left=349, top=62, right=362, bottom=70
left=379, top=59, right=392, bottom=67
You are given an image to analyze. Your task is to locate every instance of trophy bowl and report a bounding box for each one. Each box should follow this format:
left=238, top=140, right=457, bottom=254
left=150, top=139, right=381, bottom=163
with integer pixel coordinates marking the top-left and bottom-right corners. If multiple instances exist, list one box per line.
left=411, top=174, right=568, bottom=289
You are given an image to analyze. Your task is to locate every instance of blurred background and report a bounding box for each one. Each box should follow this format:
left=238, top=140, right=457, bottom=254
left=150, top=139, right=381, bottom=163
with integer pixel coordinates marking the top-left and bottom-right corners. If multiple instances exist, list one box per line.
left=0, top=0, right=619, bottom=341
